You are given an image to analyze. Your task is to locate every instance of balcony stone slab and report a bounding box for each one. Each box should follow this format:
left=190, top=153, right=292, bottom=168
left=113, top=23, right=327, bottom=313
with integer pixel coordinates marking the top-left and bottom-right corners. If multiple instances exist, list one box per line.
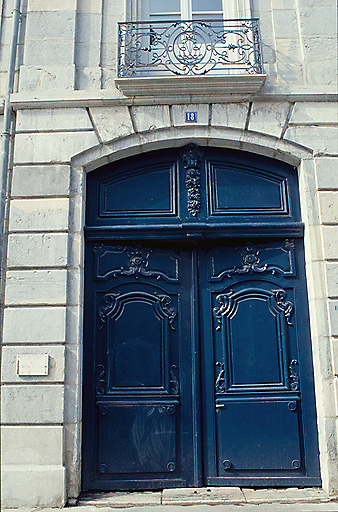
left=114, top=75, right=266, bottom=99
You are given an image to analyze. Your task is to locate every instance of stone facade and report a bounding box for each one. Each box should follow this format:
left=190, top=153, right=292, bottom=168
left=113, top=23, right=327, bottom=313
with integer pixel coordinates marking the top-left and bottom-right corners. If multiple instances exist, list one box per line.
left=0, top=0, right=337, bottom=507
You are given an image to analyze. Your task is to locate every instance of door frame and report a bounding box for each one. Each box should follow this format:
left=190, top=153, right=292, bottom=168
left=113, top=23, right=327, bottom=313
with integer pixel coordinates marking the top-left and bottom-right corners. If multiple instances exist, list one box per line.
left=81, top=144, right=321, bottom=490
left=65, top=129, right=336, bottom=498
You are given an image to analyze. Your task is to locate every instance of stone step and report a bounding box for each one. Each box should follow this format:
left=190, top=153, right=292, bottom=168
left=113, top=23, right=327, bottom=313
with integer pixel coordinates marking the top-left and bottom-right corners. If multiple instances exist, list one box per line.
left=78, top=487, right=332, bottom=508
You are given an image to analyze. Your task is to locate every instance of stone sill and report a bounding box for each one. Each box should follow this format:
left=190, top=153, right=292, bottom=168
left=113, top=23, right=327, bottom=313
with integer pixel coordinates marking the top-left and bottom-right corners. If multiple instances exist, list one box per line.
left=114, top=74, right=267, bottom=98
left=9, top=89, right=338, bottom=111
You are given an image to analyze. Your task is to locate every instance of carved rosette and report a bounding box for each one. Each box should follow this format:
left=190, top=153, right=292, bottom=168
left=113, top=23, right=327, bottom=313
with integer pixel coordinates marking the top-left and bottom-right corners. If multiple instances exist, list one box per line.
left=237, top=243, right=268, bottom=274
left=180, top=144, right=204, bottom=217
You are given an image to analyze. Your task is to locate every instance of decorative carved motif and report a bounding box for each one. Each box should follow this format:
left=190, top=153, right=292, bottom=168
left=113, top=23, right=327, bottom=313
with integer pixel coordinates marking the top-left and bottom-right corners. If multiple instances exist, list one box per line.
left=98, top=292, right=120, bottom=326
left=181, top=144, right=204, bottom=217
left=233, top=243, right=268, bottom=275
left=215, top=362, right=226, bottom=393
left=94, top=245, right=180, bottom=282
left=154, top=293, right=177, bottom=330
left=289, top=359, right=300, bottom=391
left=159, top=405, right=176, bottom=415
left=214, top=240, right=296, bottom=279
left=213, top=291, right=234, bottom=331
left=273, top=289, right=294, bottom=326
left=98, top=291, right=177, bottom=330
left=169, top=364, right=179, bottom=395
left=96, top=364, right=106, bottom=395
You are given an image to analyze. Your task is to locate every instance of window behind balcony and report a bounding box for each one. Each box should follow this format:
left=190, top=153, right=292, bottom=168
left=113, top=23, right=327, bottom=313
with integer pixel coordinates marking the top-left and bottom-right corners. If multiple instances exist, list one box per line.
left=144, top=0, right=223, bottom=21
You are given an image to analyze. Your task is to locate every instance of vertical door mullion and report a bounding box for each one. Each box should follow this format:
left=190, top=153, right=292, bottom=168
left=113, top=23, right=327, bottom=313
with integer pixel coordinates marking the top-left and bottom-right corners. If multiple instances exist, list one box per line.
left=190, top=246, right=203, bottom=486
left=198, top=247, right=218, bottom=482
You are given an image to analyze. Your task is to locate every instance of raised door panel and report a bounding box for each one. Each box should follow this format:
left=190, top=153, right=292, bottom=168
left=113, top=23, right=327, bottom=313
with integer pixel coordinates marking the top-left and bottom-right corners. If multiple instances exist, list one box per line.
left=97, top=404, right=177, bottom=475
left=216, top=400, right=301, bottom=472
left=208, top=163, right=289, bottom=215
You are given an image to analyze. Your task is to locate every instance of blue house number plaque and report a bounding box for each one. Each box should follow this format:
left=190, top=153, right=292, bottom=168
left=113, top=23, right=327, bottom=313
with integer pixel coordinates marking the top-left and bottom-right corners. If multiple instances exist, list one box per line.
left=185, top=112, right=197, bottom=123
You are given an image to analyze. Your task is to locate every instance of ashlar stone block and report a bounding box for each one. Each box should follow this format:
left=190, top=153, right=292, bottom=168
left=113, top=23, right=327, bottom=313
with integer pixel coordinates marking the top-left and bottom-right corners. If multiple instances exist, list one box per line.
left=1, top=465, right=65, bottom=508
left=28, top=0, right=76, bottom=11
left=1, top=384, right=64, bottom=423
left=17, top=108, right=92, bottom=132
left=299, top=6, right=337, bottom=36
left=13, top=131, right=98, bottom=164
left=211, top=103, right=249, bottom=130
left=326, top=263, right=338, bottom=298
left=322, top=227, right=338, bottom=260
left=272, top=10, right=298, bottom=39
left=249, top=102, right=290, bottom=138
left=25, top=11, right=75, bottom=42
left=171, top=104, right=209, bottom=126
left=1, top=426, right=63, bottom=465
left=316, top=158, right=338, bottom=190
left=319, top=192, right=338, bottom=224
left=89, top=106, right=134, bottom=143
left=24, top=40, right=75, bottom=67
left=290, top=102, right=338, bottom=126
left=132, top=105, right=171, bottom=132
left=285, top=126, right=338, bottom=155
left=11, top=165, right=70, bottom=197
left=329, top=300, right=338, bottom=336
left=9, top=198, right=69, bottom=232
left=5, top=270, right=67, bottom=306
left=3, top=307, right=66, bottom=343
left=7, top=233, right=68, bottom=267
left=19, top=65, right=75, bottom=92
left=1, top=346, right=65, bottom=383
left=331, top=338, right=338, bottom=376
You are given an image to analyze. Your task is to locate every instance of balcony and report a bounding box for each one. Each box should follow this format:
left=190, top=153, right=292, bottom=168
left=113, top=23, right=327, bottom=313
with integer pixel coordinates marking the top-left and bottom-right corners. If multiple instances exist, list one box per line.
left=115, top=19, right=266, bottom=98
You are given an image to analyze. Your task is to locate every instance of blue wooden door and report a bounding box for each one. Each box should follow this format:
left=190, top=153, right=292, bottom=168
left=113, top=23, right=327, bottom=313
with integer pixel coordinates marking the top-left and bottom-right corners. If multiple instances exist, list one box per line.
left=83, top=242, right=201, bottom=489
left=82, top=146, right=320, bottom=490
left=198, top=239, right=320, bottom=486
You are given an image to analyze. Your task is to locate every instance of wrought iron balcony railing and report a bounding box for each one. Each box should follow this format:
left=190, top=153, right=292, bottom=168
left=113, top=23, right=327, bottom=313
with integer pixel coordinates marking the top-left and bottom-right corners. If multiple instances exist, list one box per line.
left=117, top=18, right=264, bottom=78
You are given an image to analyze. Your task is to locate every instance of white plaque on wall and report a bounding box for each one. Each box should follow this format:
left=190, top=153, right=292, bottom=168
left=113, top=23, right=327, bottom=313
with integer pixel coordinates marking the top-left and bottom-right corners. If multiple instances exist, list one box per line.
left=17, top=354, right=49, bottom=376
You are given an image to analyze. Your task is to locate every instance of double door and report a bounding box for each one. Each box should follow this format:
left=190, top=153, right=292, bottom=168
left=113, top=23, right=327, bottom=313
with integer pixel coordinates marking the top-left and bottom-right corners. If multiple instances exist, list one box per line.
left=82, top=238, right=320, bottom=490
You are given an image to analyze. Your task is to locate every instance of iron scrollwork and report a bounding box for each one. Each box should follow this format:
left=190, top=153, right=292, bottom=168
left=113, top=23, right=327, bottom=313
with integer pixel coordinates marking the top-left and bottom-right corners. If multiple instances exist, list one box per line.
left=289, top=359, right=300, bottom=391
left=118, top=19, right=264, bottom=77
left=181, top=144, right=204, bottom=217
